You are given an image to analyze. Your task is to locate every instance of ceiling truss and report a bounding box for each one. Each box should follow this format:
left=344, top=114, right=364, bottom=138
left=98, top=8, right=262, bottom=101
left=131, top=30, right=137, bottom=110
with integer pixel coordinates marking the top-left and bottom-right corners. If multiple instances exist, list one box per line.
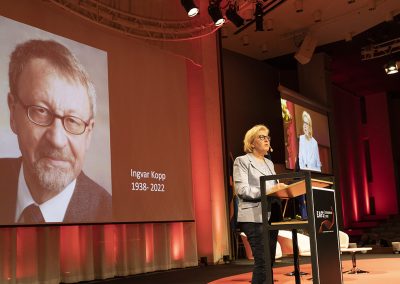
left=49, top=0, right=218, bottom=41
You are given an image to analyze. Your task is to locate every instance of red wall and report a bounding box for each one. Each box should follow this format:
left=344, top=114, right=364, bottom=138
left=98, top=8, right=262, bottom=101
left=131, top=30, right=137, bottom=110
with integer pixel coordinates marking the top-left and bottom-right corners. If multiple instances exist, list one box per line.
left=333, top=87, right=398, bottom=227
left=365, top=93, right=398, bottom=215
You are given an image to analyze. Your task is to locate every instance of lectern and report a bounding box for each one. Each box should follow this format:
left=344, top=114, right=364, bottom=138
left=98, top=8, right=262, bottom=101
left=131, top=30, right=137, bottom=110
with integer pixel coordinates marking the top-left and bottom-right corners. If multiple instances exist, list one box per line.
left=260, top=171, right=343, bottom=284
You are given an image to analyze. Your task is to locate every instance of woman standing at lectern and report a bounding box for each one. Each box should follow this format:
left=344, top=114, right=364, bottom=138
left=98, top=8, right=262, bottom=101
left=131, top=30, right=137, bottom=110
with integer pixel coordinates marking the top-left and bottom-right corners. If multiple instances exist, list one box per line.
left=233, top=124, right=280, bottom=284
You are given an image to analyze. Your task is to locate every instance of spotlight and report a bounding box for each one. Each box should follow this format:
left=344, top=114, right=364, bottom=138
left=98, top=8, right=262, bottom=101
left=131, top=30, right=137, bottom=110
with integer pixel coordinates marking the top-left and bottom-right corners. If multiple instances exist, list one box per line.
left=344, top=32, right=353, bottom=42
left=266, top=19, right=273, bottom=31
left=313, top=10, right=322, bottom=23
left=384, top=61, right=399, bottom=75
left=385, top=11, right=394, bottom=22
left=242, top=35, right=249, bottom=46
left=254, top=2, right=264, bottom=31
left=242, top=8, right=254, bottom=21
left=221, top=26, right=229, bottom=38
left=208, top=1, right=225, bottom=27
left=261, top=43, right=268, bottom=53
left=226, top=4, right=244, bottom=27
left=295, top=0, right=303, bottom=13
left=181, top=0, right=199, bottom=17
left=368, top=0, right=376, bottom=11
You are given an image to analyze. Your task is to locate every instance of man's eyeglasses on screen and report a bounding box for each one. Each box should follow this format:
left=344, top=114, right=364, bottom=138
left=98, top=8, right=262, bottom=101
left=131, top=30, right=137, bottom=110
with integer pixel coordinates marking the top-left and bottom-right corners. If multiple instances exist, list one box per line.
left=13, top=94, right=91, bottom=135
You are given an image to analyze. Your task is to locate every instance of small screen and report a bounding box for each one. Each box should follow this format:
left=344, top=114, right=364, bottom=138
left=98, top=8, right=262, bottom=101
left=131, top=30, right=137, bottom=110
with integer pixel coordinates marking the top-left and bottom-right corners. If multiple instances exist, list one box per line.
left=281, top=98, right=332, bottom=174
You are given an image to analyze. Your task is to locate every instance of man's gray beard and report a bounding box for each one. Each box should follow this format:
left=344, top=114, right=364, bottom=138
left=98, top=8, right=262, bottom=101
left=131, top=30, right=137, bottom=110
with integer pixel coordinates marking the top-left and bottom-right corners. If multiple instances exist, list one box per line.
left=33, top=161, right=75, bottom=193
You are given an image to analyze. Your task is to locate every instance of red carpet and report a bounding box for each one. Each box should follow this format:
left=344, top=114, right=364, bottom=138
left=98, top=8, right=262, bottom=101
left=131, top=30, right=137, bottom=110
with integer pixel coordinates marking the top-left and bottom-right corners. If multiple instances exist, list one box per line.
left=209, top=258, right=400, bottom=284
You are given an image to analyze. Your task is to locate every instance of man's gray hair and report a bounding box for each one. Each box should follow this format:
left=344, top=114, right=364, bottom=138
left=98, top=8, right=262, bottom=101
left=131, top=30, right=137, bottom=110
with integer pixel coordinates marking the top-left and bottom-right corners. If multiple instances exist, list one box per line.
left=9, top=39, right=96, bottom=116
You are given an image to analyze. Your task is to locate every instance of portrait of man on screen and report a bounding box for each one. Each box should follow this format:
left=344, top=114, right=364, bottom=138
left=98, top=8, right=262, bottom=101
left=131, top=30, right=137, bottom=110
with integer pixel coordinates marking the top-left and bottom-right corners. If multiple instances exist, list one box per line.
left=0, top=39, right=111, bottom=224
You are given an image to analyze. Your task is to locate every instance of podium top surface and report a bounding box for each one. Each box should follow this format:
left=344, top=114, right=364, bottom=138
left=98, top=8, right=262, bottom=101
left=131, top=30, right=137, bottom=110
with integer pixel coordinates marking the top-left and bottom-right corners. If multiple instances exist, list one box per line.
left=271, top=220, right=308, bottom=225
left=267, top=179, right=333, bottom=198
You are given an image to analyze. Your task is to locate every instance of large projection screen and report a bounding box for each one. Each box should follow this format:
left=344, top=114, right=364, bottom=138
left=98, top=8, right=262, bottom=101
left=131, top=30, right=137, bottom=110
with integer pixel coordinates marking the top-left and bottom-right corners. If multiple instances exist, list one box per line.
left=0, top=15, right=194, bottom=225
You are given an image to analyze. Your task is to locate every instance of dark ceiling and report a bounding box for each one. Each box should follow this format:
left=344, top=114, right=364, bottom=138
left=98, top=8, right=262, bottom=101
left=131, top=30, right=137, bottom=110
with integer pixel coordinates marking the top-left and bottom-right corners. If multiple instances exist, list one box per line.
left=266, top=14, right=400, bottom=97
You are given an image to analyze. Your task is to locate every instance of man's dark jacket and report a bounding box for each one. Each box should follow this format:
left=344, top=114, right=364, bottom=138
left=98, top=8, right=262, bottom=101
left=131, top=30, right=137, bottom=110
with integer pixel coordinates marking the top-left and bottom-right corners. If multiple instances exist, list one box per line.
left=0, top=158, right=112, bottom=224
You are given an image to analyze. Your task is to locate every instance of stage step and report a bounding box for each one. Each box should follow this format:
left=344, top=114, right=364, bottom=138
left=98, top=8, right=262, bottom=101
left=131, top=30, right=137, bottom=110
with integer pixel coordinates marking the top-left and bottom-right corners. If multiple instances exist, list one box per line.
left=344, top=229, right=364, bottom=243
left=351, top=221, right=379, bottom=229
left=345, top=229, right=364, bottom=236
left=361, top=214, right=389, bottom=221
left=369, top=245, right=393, bottom=254
left=344, top=215, right=400, bottom=245
left=389, top=214, right=400, bottom=221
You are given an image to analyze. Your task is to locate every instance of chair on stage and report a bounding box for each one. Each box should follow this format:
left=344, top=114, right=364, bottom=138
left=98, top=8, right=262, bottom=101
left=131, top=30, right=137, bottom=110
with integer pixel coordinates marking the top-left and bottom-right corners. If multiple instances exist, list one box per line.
left=277, top=230, right=311, bottom=256
left=339, top=230, right=350, bottom=249
left=339, top=231, right=372, bottom=274
left=392, top=242, right=400, bottom=253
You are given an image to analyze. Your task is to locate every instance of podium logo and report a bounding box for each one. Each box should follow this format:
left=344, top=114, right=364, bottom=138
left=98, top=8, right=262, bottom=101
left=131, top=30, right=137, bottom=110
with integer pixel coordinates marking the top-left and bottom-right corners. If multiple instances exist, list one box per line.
left=317, top=206, right=335, bottom=233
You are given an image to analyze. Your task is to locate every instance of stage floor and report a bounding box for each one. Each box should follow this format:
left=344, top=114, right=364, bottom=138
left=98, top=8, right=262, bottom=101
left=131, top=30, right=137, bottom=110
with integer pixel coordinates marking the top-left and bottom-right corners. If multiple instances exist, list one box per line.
left=86, top=254, right=400, bottom=284
left=210, top=254, right=400, bottom=284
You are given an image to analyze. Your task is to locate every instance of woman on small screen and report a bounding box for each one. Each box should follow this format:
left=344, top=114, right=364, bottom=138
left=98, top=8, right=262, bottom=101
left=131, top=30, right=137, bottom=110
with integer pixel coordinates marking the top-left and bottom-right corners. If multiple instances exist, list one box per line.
left=299, top=111, right=321, bottom=172
left=233, top=124, right=280, bottom=284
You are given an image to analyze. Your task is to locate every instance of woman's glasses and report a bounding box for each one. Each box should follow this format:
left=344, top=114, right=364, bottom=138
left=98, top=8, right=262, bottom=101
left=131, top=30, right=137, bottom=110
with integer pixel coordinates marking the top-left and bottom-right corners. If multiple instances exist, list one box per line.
left=258, top=135, right=271, bottom=141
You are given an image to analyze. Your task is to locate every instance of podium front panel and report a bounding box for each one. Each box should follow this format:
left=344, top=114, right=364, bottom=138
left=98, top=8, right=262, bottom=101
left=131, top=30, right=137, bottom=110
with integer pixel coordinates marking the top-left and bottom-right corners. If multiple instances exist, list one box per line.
left=311, top=187, right=343, bottom=284
left=260, top=172, right=342, bottom=284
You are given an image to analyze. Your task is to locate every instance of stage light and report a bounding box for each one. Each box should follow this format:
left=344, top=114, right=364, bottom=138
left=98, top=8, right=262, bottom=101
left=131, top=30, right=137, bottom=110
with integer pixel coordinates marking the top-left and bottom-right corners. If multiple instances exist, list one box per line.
left=344, top=32, right=353, bottom=42
left=221, top=26, right=229, bottom=38
left=181, top=0, right=199, bottom=17
left=368, top=0, right=376, bottom=11
left=266, top=19, right=273, bottom=31
left=254, top=2, right=264, bottom=31
left=385, top=11, right=394, bottom=22
left=384, top=61, right=399, bottom=75
left=261, top=43, right=268, bottom=53
left=242, top=35, right=249, bottom=46
left=295, top=0, right=303, bottom=13
left=208, top=1, right=225, bottom=27
left=313, top=10, right=322, bottom=23
left=226, top=4, right=244, bottom=27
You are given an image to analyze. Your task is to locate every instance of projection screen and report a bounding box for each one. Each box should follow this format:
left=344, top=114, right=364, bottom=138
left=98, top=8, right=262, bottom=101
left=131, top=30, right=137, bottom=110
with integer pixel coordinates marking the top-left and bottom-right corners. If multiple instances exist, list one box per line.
left=0, top=15, right=194, bottom=225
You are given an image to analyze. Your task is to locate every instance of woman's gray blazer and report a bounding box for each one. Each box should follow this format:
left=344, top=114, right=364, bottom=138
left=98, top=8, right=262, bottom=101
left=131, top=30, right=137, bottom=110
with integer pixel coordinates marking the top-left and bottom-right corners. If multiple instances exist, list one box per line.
left=233, top=153, right=276, bottom=223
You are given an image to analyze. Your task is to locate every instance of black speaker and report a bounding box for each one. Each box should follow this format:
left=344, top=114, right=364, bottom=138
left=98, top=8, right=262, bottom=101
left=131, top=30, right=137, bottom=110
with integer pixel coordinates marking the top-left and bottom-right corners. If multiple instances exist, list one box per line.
left=369, top=196, right=376, bottom=215
left=200, top=256, right=208, bottom=266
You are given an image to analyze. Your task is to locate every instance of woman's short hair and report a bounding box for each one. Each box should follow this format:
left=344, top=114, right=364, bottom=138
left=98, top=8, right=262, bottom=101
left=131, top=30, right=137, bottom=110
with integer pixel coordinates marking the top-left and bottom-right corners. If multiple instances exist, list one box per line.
left=302, top=111, right=313, bottom=137
left=243, top=124, right=269, bottom=153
